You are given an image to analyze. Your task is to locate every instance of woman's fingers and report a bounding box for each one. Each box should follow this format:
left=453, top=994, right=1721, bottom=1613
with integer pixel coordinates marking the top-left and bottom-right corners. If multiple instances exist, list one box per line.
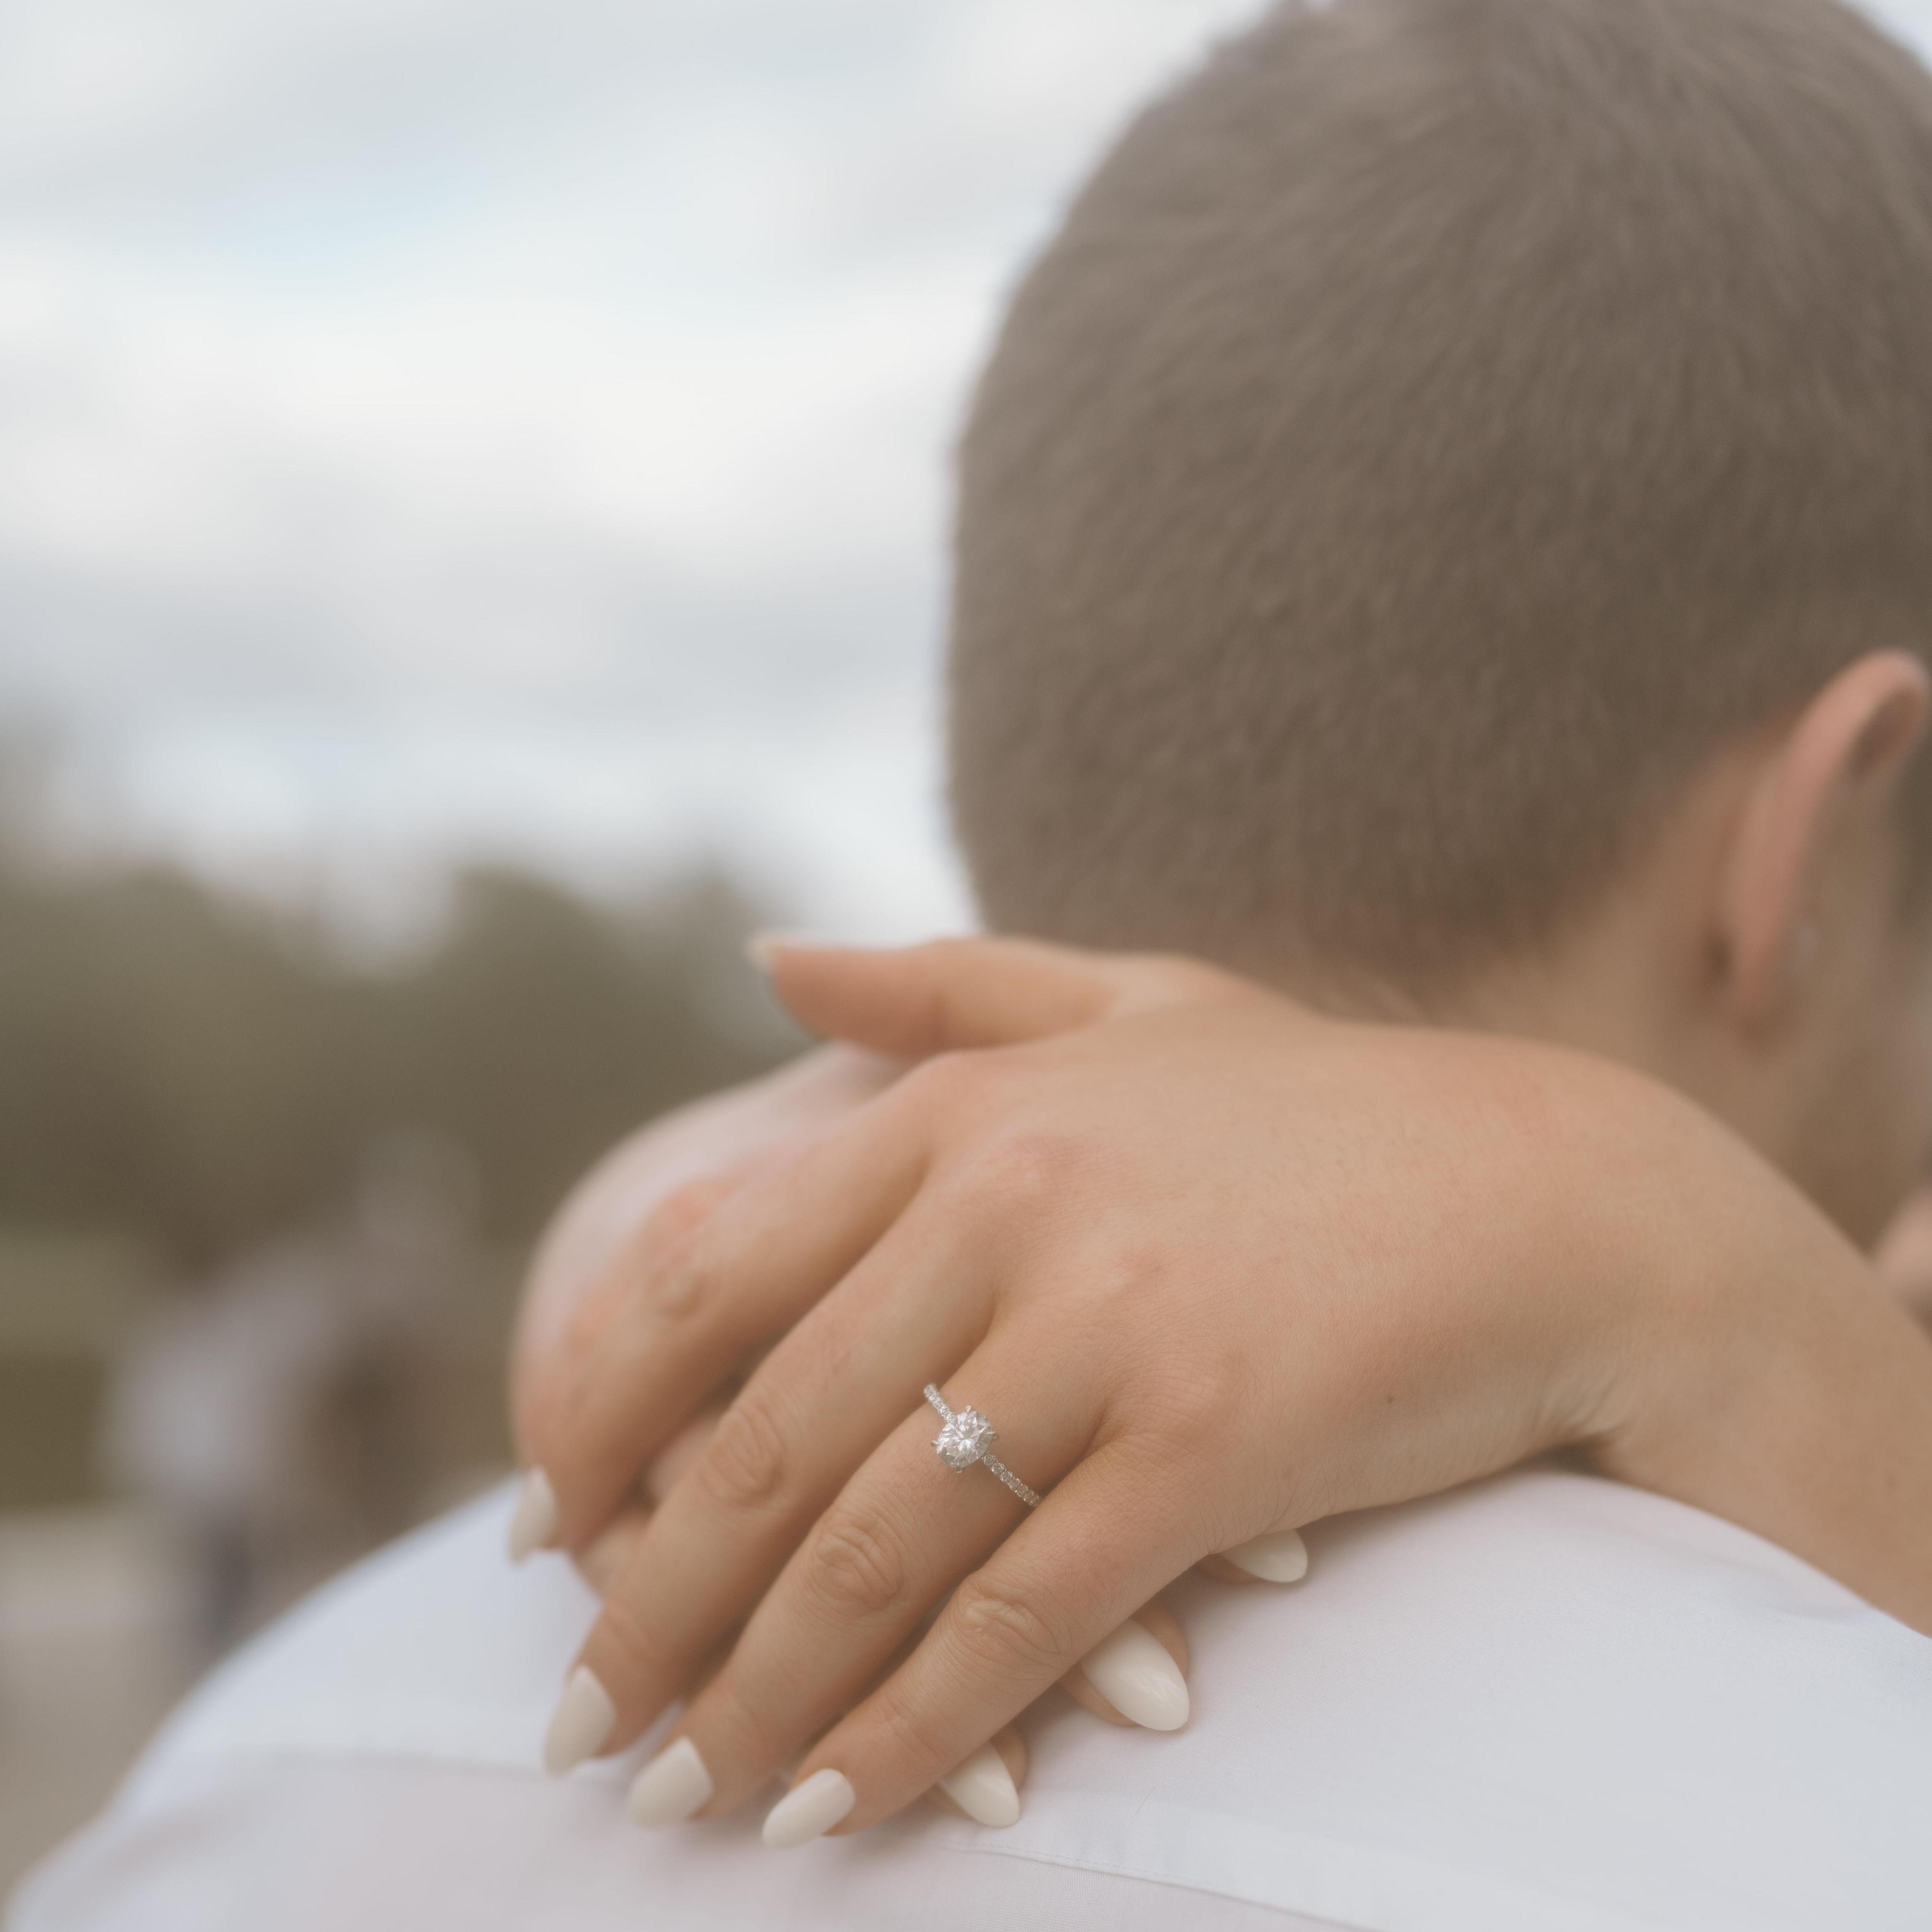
left=519, top=938, right=1261, bottom=1562
left=510, top=1046, right=907, bottom=1462
left=540, top=1206, right=1007, bottom=1767
left=560, top=1410, right=1161, bottom=1831
left=641, top=1401, right=730, bottom=1508
left=618, top=1344, right=1104, bottom=1824
left=1060, top=1597, right=1190, bottom=1728
left=755, top=933, right=1244, bottom=1058
left=556, top=1418, right=1040, bottom=1827
left=1203, top=1526, right=1311, bottom=1585
left=755, top=936, right=1118, bottom=1056
left=927, top=1726, right=1028, bottom=1827
left=522, top=1079, right=939, bottom=1552
left=763, top=1441, right=1202, bottom=1839
left=570, top=1503, right=656, bottom=1602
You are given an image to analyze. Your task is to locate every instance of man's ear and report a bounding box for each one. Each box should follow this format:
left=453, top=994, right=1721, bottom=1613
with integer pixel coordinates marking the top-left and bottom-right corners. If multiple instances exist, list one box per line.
left=1715, top=650, right=1930, bottom=1029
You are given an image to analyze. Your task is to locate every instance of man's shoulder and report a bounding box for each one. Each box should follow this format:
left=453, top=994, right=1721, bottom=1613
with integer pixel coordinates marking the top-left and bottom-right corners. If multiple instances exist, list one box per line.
left=15, top=1469, right=1932, bottom=1932
left=1034, top=1465, right=1932, bottom=1927
left=138, top=1462, right=1917, bottom=1795
left=125, top=1483, right=594, bottom=1797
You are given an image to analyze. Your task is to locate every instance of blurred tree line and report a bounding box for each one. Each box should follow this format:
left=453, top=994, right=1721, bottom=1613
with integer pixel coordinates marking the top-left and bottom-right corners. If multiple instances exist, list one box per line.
left=0, top=817, right=797, bottom=1268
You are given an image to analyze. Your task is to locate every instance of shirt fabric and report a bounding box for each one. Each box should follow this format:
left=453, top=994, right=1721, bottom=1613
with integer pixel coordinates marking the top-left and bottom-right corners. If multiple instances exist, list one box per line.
left=10, top=1467, right=1931, bottom=1932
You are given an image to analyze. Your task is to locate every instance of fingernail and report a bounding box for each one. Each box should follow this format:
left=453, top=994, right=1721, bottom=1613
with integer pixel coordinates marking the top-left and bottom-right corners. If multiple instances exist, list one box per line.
left=762, top=1767, right=856, bottom=1847
left=939, top=1741, right=1021, bottom=1828
left=745, top=928, right=841, bottom=972
left=507, top=1467, right=557, bottom=1563
left=542, top=1666, right=616, bottom=1775
left=1079, top=1621, right=1190, bottom=1731
left=1223, top=1527, right=1309, bottom=1583
left=627, top=1736, right=713, bottom=1827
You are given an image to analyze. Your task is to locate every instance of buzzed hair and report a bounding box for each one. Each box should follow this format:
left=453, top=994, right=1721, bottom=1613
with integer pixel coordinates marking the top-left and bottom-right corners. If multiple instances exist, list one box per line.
left=948, top=0, right=1932, bottom=989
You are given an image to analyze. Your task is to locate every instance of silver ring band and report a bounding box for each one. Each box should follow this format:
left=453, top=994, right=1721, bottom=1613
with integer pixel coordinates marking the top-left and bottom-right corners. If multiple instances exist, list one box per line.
left=923, top=1383, right=1042, bottom=1508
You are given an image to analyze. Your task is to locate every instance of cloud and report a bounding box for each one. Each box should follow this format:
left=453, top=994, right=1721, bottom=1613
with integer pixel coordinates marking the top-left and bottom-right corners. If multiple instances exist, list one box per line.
left=5, top=0, right=1929, bottom=939
left=0, top=0, right=1265, bottom=936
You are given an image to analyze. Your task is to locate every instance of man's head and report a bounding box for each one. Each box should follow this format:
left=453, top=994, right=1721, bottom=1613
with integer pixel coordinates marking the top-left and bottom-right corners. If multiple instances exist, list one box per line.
left=946, top=0, right=1932, bottom=1240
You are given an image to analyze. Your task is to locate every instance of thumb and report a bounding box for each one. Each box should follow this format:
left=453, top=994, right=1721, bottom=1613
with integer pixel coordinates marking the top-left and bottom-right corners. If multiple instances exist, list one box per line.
left=747, top=933, right=1230, bottom=1056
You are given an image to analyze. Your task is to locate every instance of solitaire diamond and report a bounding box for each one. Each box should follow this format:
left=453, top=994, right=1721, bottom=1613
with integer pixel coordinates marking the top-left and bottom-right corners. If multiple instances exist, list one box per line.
left=934, top=1407, right=997, bottom=1469
left=921, top=1385, right=1042, bottom=1507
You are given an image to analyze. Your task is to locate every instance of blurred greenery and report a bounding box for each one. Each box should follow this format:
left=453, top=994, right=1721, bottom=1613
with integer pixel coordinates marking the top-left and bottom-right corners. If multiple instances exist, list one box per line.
left=0, top=737, right=807, bottom=1517
left=0, top=785, right=797, bottom=1267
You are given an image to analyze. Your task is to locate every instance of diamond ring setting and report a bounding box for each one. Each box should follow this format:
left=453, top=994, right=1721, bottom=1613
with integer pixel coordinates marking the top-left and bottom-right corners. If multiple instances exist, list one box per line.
left=923, top=1383, right=1042, bottom=1508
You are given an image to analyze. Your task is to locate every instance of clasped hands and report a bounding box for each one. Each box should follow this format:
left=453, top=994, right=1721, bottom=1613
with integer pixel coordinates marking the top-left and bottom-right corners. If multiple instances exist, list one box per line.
left=508, top=934, right=1919, bottom=1842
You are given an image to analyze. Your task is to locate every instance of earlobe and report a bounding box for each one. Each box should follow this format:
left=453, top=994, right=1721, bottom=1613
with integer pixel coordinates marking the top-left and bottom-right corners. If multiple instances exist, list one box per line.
left=1714, top=650, right=1929, bottom=1030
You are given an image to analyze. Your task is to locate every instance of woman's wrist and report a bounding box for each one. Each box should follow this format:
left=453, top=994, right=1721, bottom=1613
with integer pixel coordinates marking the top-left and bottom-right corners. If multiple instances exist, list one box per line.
left=1577, top=1083, right=1932, bottom=1631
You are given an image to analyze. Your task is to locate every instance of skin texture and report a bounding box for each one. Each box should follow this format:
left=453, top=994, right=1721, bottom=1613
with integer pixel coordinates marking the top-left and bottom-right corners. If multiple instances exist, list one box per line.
left=512, top=1046, right=1191, bottom=1797
left=513, top=650, right=1932, bottom=1838
left=1876, top=1186, right=1932, bottom=1330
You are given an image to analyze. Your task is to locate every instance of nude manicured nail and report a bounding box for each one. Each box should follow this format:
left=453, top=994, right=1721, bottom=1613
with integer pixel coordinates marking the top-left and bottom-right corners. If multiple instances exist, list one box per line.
left=507, top=1467, right=557, bottom=1563
left=542, top=1666, right=616, bottom=1775
left=627, top=1737, right=713, bottom=1827
left=744, top=929, right=830, bottom=972
left=762, top=1767, right=856, bottom=1847
left=1079, top=1620, right=1190, bottom=1731
left=939, top=1742, right=1021, bottom=1828
left=1224, top=1527, right=1309, bottom=1583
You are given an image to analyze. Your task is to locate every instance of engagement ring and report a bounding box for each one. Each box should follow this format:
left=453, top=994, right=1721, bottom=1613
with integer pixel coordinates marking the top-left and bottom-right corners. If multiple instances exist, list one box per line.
left=923, top=1383, right=1042, bottom=1507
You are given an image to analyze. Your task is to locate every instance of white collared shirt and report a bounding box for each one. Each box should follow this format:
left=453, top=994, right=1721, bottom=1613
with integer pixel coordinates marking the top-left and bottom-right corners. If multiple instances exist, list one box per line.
left=11, top=1466, right=1931, bottom=1932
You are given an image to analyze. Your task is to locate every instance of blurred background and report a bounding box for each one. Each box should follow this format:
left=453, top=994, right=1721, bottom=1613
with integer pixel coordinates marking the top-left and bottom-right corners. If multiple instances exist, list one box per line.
left=7, top=0, right=1932, bottom=1900
left=0, top=0, right=1278, bottom=1893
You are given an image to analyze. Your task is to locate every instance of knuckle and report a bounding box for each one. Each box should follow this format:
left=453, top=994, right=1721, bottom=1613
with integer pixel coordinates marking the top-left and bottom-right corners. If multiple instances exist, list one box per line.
left=1109, top=1357, right=1248, bottom=1477
left=633, top=1235, right=721, bottom=1326
left=948, top=1572, right=1076, bottom=1681
left=631, top=1177, right=735, bottom=1317
left=644, top=1244, right=716, bottom=1322
left=642, top=1173, right=734, bottom=1251
left=955, top=1127, right=1088, bottom=1217
left=899, top=1048, right=983, bottom=1115
left=1138, top=1370, right=1233, bottom=1452
left=694, top=1395, right=792, bottom=1516
left=798, top=1499, right=914, bottom=1624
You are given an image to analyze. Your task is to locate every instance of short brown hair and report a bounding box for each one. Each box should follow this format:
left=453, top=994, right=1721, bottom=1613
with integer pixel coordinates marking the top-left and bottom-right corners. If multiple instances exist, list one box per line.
left=948, top=0, right=1932, bottom=989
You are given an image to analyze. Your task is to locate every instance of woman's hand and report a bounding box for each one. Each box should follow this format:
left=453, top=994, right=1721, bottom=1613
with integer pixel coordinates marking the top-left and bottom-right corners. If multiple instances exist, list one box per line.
left=511, top=1041, right=902, bottom=1473
left=523, top=935, right=1932, bottom=1843
left=508, top=1031, right=1205, bottom=1823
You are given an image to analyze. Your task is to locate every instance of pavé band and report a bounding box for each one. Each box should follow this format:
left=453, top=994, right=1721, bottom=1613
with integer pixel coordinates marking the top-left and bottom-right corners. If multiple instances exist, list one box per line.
left=923, top=1383, right=1043, bottom=1508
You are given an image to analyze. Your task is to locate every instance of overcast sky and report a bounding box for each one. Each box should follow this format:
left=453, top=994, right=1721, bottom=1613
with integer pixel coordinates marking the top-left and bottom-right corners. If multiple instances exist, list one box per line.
left=3, top=0, right=1931, bottom=942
